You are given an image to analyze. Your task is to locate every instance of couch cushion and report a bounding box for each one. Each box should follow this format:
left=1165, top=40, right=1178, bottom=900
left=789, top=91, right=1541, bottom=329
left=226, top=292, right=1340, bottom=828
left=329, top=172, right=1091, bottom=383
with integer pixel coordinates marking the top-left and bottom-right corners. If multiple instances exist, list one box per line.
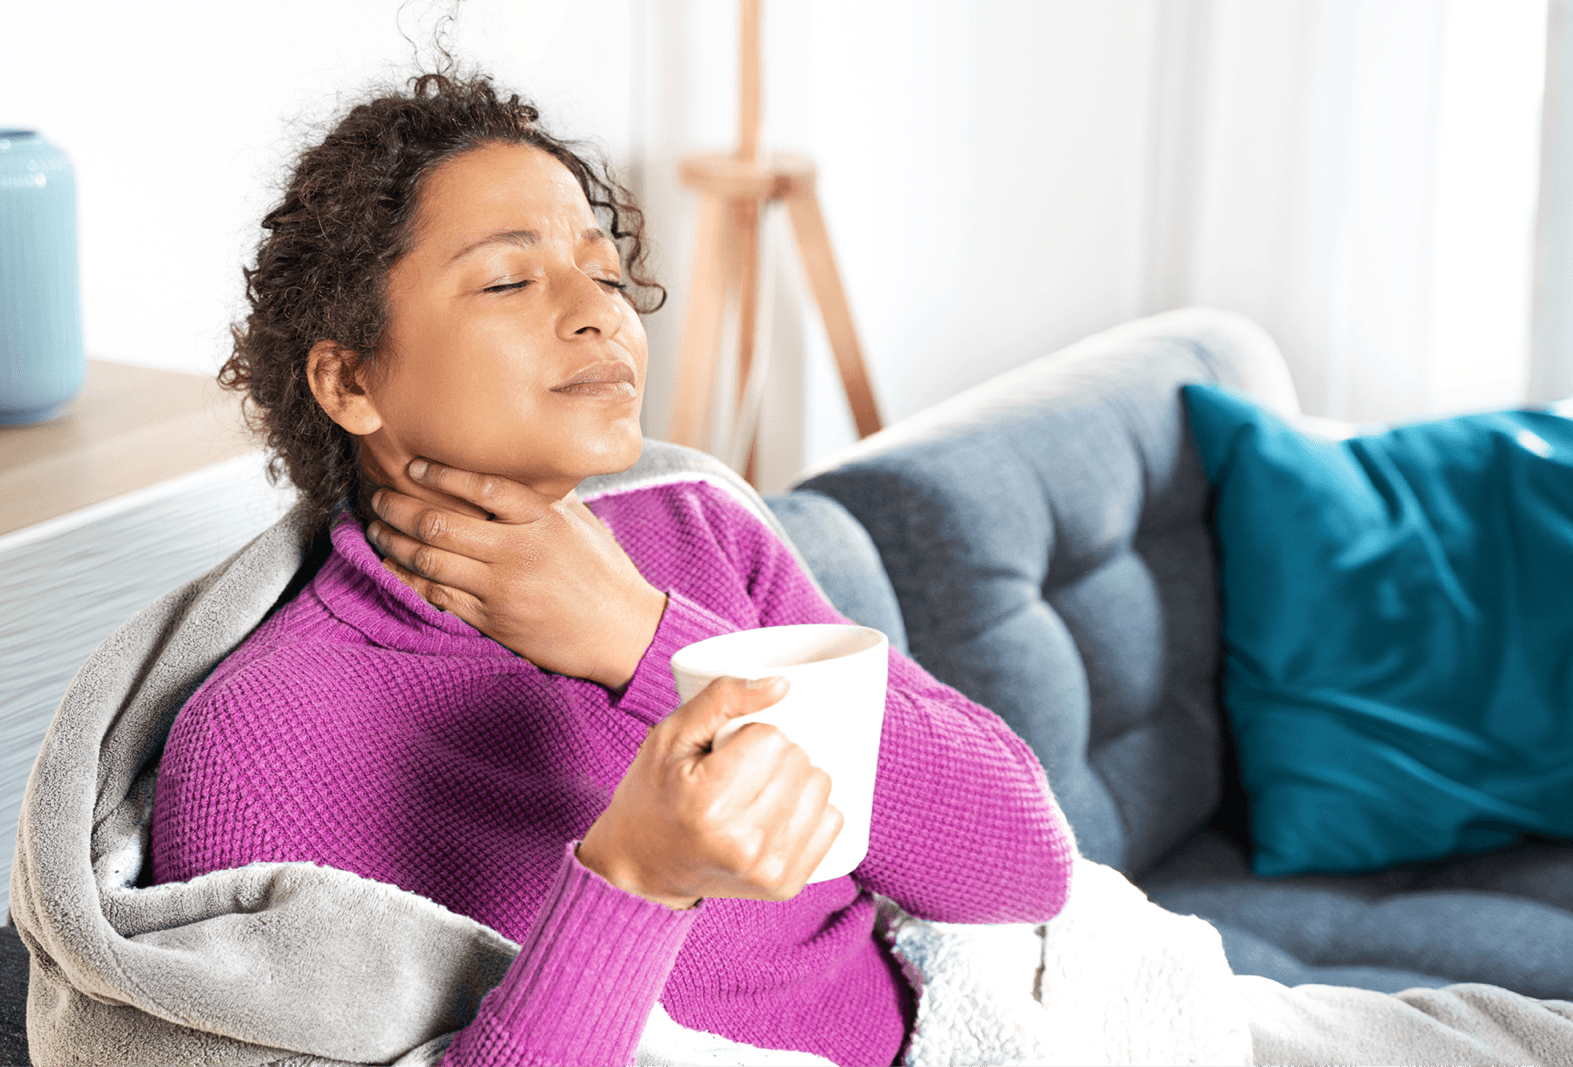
left=1184, top=383, right=1573, bottom=877
left=0, top=924, right=28, bottom=1067
left=1143, top=829, right=1573, bottom=999
left=796, top=311, right=1283, bottom=875
left=764, top=490, right=909, bottom=655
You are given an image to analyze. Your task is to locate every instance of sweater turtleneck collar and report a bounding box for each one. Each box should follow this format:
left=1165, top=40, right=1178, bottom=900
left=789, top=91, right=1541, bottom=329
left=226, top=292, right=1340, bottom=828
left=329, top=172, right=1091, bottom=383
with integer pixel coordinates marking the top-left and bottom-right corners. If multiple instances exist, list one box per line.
left=312, top=513, right=517, bottom=659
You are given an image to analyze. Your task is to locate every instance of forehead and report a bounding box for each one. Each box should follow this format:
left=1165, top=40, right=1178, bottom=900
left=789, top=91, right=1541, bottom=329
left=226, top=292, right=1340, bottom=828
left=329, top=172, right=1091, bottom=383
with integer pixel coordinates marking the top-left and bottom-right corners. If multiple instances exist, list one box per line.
left=413, top=142, right=596, bottom=250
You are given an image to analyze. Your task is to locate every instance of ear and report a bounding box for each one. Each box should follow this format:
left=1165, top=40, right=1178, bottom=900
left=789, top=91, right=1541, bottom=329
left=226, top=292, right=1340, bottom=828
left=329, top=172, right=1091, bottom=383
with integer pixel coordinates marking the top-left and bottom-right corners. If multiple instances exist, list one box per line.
left=307, top=340, right=382, bottom=436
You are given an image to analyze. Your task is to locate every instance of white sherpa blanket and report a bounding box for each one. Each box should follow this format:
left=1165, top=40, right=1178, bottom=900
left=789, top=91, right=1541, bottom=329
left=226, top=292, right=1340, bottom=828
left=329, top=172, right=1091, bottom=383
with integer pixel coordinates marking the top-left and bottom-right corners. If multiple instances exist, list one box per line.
left=636, top=858, right=1250, bottom=1067
left=885, top=859, right=1250, bottom=1067
left=10, top=440, right=1248, bottom=1067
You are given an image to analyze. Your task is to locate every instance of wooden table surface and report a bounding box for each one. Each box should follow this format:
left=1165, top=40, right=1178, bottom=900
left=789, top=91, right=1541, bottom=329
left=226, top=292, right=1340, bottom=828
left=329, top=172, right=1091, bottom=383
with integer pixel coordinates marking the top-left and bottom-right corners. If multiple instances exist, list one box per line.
left=0, top=360, right=260, bottom=536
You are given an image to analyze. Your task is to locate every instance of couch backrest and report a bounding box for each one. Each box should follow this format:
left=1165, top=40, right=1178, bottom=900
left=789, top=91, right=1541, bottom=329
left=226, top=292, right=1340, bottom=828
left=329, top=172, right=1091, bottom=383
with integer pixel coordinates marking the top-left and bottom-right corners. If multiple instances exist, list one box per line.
left=764, top=489, right=909, bottom=655
left=795, top=309, right=1296, bottom=877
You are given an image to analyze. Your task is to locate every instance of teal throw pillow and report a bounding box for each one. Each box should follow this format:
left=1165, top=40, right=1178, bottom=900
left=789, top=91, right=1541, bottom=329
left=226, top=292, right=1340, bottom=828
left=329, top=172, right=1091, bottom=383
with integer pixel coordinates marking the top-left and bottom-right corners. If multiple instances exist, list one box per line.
left=1182, top=383, right=1573, bottom=877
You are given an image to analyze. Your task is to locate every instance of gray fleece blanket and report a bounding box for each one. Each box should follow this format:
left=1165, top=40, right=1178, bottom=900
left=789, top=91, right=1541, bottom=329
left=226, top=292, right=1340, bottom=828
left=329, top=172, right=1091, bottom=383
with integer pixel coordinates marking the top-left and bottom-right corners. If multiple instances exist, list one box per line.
left=11, top=443, right=834, bottom=1066
left=15, top=436, right=1568, bottom=1066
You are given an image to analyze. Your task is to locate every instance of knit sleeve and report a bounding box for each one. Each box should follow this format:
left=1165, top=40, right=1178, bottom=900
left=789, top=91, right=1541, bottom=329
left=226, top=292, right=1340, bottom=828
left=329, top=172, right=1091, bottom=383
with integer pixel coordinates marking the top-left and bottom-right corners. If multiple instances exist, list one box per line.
left=613, top=590, right=739, bottom=725
left=853, top=653, right=1076, bottom=923
left=714, top=490, right=1076, bottom=925
left=441, top=841, right=701, bottom=1067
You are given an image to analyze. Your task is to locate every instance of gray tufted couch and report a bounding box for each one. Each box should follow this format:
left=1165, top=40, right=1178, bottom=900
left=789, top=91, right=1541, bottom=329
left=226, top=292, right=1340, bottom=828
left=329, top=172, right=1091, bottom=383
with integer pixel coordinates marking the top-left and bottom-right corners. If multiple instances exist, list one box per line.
left=767, top=307, right=1573, bottom=1000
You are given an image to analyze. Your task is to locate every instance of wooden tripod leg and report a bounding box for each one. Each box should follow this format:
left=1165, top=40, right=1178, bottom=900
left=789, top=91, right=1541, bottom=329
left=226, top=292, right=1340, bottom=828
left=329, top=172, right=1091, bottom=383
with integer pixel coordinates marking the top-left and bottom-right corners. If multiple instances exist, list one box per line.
left=732, top=198, right=761, bottom=412
left=669, top=193, right=732, bottom=448
left=783, top=187, right=884, bottom=438
left=730, top=198, right=762, bottom=480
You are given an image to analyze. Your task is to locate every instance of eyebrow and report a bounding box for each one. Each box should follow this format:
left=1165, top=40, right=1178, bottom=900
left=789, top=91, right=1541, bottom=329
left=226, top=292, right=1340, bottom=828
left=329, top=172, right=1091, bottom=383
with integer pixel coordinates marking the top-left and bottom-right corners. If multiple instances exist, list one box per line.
left=450, top=226, right=614, bottom=263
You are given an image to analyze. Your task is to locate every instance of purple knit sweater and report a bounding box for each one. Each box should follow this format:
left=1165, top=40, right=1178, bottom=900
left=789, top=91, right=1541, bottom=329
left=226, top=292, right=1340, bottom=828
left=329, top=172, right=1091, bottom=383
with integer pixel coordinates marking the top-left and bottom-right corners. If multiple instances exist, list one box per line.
left=150, top=478, right=1075, bottom=1066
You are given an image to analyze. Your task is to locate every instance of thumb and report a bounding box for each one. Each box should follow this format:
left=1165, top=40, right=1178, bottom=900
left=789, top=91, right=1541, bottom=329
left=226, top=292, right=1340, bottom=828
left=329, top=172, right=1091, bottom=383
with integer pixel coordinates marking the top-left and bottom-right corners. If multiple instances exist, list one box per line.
left=668, top=675, right=789, bottom=758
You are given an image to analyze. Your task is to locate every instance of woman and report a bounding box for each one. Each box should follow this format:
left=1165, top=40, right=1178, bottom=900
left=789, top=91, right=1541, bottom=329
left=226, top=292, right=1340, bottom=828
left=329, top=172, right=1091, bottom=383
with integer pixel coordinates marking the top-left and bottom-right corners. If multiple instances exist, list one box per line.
left=147, top=73, right=1075, bottom=1067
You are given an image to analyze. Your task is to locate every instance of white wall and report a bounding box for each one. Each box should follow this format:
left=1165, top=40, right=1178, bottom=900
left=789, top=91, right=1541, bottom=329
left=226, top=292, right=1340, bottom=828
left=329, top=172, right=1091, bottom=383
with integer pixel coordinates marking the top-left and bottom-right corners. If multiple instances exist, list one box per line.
left=2, top=0, right=638, bottom=375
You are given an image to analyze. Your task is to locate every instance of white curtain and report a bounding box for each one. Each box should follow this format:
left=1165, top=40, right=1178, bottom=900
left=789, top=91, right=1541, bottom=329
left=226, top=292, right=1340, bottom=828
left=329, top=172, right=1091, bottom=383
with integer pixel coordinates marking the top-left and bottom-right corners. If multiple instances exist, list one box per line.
left=1144, top=0, right=1547, bottom=423
left=1531, top=0, right=1573, bottom=403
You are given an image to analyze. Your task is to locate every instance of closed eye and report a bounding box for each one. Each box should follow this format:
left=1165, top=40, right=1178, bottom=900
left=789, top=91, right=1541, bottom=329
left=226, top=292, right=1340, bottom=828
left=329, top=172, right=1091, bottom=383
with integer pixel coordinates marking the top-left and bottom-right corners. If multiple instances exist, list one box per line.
left=484, top=278, right=624, bottom=294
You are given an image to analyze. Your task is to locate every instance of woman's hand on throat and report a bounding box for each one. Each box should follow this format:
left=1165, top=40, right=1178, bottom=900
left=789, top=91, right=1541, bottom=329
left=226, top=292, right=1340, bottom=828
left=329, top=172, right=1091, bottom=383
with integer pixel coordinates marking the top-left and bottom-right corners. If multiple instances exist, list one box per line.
left=365, top=458, right=667, bottom=692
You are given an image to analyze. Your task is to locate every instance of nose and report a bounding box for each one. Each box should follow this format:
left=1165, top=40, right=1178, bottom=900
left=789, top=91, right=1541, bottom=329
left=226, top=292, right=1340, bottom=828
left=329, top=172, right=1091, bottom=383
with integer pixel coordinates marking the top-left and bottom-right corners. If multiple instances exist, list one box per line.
left=556, top=265, right=625, bottom=340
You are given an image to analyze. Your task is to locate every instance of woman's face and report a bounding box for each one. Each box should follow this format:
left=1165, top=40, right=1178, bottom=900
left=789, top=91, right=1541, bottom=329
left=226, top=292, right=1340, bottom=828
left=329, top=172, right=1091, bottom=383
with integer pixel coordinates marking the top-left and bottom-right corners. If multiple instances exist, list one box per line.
left=353, top=141, right=647, bottom=503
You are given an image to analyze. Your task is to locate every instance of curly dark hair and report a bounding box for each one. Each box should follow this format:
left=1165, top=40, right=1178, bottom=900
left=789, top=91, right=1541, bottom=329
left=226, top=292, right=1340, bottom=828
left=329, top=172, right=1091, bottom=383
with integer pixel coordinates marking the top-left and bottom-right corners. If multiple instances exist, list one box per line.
left=220, top=72, right=664, bottom=536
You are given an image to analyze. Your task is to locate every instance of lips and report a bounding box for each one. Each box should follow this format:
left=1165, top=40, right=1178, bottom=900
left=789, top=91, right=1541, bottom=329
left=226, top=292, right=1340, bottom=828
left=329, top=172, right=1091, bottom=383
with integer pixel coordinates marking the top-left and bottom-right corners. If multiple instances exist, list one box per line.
left=551, top=360, right=638, bottom=398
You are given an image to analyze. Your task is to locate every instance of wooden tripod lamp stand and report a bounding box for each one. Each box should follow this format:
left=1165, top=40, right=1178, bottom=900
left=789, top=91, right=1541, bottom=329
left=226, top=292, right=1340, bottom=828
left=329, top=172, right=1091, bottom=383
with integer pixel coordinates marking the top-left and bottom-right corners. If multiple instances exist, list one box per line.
left=667, top=0, right=883, bottom=470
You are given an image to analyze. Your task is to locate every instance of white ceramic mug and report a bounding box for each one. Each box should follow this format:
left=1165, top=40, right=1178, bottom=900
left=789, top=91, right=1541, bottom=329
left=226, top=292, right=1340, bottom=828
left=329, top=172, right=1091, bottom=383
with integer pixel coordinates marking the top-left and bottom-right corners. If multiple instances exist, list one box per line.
left=670, top=623, right=889, bottom=883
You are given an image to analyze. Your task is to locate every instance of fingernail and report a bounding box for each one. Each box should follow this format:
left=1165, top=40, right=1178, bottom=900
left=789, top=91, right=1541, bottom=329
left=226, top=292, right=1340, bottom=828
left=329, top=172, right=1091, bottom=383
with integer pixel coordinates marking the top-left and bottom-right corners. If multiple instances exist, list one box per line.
left=744, top=675, right=785, bottom=690
left=409, top=458, right=429, bottom=480
left=371, top=489, right=386, bottom=514
left=366, top=521, right=381, bottom=545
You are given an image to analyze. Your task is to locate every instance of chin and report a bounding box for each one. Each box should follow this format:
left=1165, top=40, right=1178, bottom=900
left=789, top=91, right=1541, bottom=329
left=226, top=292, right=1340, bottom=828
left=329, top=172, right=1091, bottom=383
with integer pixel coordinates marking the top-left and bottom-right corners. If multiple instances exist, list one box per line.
left=586, top=429, right=644, bottom=476
left=541, top=425, right=644, bottom=485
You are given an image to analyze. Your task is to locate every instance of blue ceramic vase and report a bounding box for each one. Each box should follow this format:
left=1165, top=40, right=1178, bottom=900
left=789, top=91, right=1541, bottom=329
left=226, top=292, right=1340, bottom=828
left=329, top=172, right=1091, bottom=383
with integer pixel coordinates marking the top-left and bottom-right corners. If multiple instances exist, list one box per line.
left=0, top=130, right=84, bottom=425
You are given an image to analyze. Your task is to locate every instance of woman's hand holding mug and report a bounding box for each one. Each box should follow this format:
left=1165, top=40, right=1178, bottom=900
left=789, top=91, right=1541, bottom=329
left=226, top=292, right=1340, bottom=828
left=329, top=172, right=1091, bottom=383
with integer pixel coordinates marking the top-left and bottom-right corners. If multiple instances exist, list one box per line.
left=578, top=676, right=844, bottom=910
left=366, top=457, right=668, bottom=691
